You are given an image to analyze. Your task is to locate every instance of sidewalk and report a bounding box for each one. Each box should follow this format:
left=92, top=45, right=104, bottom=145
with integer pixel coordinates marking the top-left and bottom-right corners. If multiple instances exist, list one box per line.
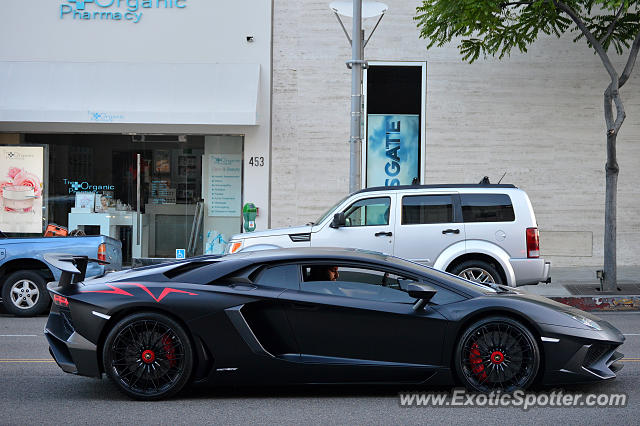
left=520, top=266, right=640, bottom=311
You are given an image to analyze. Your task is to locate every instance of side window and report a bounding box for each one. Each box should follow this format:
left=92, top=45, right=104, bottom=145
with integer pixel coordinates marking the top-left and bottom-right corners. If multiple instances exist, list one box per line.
left=402, top=194, right=453, bottom=225
left=343, top=197, right=390, bottom=227
left=425, top=282, right=467, bottom=305
left=461, top=194, right=515, bottom=223
left=301, top=265, right=415, bottom=303
left=254, top=264, right=300, bottom=290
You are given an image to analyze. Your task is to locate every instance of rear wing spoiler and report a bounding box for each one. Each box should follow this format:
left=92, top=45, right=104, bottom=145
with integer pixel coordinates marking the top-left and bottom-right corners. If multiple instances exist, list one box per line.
left=44, top=254, right=109, bottom=289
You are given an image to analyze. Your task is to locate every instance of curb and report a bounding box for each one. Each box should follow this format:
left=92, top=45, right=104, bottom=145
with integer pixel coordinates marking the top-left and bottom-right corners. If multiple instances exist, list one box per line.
left=550, top=295, right=640, bottom=312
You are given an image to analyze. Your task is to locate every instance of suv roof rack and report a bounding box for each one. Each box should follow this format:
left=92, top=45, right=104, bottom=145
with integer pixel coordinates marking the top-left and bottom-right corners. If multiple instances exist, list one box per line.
left=355, top=183, right=517, bottom=195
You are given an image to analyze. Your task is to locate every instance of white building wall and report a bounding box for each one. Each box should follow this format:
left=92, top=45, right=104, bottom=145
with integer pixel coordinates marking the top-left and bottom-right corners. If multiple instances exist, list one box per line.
left=0, top=0, right=273, bottom=230
left=271, top=0, right=640, bottom=266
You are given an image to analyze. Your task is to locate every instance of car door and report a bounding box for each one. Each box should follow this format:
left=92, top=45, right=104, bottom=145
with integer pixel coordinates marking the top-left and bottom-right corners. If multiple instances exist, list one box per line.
left=279, top=262, right=449, bottom=383
left=311, top=195, right=395, bottom=255
left=393, top=192, right=465, bottom=266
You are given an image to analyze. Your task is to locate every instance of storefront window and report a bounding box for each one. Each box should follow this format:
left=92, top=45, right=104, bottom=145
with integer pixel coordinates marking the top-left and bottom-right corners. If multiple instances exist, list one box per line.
left=22, top=134, right=205, bottom=264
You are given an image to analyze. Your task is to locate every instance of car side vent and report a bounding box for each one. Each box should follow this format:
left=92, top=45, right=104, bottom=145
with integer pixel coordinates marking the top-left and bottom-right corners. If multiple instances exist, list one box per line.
left=164, top=261, right=212, bottom=279
left=289, top=233, right=311, bottom=242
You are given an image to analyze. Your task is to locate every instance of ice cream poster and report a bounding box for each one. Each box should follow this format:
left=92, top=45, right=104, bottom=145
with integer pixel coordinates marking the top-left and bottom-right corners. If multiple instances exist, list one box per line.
left=366, top=114, right=420, bottom=188
left=0, top=146, right=44, bottom=233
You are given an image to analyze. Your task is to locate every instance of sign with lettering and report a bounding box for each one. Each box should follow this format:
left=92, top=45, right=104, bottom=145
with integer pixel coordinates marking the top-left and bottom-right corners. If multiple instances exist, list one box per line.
left=208, top=154, right=242, bottom=217
left=60, top=0, right=188, bottom=24
left=366, top=114, right=419, bottom=187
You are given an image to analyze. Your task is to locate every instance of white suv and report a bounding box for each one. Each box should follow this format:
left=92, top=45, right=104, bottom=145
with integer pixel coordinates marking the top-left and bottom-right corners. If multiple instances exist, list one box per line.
left=227, top=184, right=551, bottom=286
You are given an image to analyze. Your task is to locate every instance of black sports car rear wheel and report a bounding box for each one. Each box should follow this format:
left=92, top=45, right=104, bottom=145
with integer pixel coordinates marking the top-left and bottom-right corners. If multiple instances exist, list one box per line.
left=455, top=316, right=540, bottom=392
left=102, top=312, right=193, bottom=400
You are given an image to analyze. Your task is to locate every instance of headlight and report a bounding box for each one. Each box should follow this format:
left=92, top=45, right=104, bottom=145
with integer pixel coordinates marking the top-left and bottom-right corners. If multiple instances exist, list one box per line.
left=564, top=312, right=602, bottom=330
left=227, top=241, right=244, bottom=254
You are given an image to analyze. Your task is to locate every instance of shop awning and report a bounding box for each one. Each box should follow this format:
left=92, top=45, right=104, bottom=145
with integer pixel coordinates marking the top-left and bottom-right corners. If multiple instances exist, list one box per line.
left=0, top=62, right=260, bottom=126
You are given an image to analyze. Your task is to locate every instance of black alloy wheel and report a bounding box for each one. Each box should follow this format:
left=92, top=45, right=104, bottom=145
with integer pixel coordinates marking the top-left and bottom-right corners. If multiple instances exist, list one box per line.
left=102, top=312, right=193, bottom=400
left=455, top=316, right=540, bottom=392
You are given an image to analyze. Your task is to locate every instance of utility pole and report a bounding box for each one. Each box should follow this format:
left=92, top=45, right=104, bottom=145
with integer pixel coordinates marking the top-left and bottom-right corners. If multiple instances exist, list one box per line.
left=330, top=0, right=387, bottom=192
left=348, top=0, right=363, bottom=193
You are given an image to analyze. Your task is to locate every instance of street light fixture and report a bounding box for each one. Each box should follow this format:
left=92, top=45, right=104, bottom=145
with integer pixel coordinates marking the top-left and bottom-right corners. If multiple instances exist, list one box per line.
left=329, top=0, right=388, bottom=193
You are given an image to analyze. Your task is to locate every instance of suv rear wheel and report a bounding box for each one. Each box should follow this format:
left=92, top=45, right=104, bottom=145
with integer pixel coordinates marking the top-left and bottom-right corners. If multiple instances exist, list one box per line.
left=451, top=260, right=503, bottom=285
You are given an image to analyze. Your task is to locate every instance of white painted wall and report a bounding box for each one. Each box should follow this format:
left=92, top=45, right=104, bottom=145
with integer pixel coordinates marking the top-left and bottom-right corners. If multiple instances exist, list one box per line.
left=0, top=0, right=273, bottom=230
left=271, top=0, right=640, bottom=267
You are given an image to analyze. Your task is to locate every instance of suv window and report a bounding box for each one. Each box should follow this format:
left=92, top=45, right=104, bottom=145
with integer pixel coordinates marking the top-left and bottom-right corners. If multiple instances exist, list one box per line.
left=254, top=264, right=300, bottom=290
left=461, top=194, right=515, bottom=223
left=343, top=197, right=390, bottom=227
left=402, top=194, right=453, bottom=225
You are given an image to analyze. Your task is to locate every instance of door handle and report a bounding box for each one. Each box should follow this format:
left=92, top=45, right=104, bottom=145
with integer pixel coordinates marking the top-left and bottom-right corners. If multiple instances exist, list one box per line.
left=442, top=229, right=460, bottom=234
left=375, top=231, right=393, bottom=237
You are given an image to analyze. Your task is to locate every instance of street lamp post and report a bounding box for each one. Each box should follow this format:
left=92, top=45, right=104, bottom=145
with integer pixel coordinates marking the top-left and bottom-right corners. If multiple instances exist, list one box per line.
left=329, top=1, right=388, bottom=193
left=349, top=0, right=363, bottom=194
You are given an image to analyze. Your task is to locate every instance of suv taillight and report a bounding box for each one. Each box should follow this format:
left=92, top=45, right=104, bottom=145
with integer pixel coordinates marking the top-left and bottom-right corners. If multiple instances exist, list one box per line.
left=526, top=228, right=540, bottom=258
left=98, top=243, right=107, bottom=262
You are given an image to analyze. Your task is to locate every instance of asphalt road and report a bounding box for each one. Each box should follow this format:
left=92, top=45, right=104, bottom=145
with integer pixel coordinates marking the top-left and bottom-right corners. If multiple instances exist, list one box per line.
left=0, top=313, right=638, bottom=425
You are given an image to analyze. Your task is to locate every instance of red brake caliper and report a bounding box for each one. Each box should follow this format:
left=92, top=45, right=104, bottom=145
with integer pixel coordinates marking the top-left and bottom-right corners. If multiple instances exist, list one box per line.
left=469, top=342, right=487, bottom=381
left=162, top=335, right=177, bottom=367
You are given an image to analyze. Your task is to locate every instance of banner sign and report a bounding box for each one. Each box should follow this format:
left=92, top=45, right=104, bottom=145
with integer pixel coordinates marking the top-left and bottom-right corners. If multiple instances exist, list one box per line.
left=366, top=114, right=419, bottom=187
left=208, top=154, right=242, bottom=217
left=0, top=146, right=44, bottom=233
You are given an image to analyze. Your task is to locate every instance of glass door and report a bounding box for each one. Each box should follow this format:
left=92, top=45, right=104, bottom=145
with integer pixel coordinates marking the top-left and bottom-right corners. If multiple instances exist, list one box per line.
left=118, top=136, right=205, bottom=263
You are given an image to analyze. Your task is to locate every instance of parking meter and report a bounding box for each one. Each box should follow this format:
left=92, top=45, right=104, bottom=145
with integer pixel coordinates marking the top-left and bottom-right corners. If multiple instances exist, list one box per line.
left=243, top=203, right=257, bottom=232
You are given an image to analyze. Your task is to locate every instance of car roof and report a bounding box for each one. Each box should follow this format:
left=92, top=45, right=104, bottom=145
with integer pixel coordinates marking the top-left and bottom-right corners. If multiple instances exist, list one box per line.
left=354, top=183, right=517, bottom=196
left=226, top=247, right=394, bottom=263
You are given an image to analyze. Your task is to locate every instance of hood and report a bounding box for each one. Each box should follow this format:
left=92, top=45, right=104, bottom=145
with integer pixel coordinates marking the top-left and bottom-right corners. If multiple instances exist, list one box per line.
left=496, top=291, right=617, bottom=330
left=230, top=225, right=314, bottom=240
left=508, top=291, right=602, bottom=318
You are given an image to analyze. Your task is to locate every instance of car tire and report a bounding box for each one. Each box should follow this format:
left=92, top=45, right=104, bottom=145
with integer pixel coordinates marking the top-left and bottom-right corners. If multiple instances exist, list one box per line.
left=451, top=260, right=503, bottom=285
left=454, top=316, right=540, bottom=392
left=1, top=270, right=51, bottom=317
left=102, top=312, right=193, bottom=400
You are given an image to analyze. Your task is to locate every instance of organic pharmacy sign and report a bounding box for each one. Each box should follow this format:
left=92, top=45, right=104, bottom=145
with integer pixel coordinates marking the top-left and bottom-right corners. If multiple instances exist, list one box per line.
left=60, top=0, right=187, bottom=24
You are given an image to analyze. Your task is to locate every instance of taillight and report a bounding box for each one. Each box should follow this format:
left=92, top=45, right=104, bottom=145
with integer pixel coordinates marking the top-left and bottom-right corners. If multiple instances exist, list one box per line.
left=526, top=228, right=540, bottom=258
left=228, top=241, right=243, bottom=254
left=98, top=243, right=107, bottom=262
left=53, top=294, right=69, bottom=307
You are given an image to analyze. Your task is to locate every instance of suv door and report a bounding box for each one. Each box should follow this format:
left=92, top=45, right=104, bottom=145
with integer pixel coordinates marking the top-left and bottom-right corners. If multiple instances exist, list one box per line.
left=393, top=192, right=465, bottom=266
left=311, top=195, right=395, bottom=255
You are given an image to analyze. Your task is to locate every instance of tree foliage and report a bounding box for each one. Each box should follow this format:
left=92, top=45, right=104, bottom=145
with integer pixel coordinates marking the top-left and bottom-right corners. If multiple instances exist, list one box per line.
left=415, top=0, right=640, bottom=62
left=415, top=0, right=640, bottom=289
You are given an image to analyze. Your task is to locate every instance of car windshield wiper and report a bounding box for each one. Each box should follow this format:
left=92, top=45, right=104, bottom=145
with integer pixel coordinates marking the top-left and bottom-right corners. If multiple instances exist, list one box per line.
left=306, top=222, right=315, bottom=226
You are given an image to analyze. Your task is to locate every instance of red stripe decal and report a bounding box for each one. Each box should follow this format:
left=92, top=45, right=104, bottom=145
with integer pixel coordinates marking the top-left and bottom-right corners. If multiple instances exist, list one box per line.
left=80, top=283, right=197, bottom=303
left=80, top=284, right=134, bottom=296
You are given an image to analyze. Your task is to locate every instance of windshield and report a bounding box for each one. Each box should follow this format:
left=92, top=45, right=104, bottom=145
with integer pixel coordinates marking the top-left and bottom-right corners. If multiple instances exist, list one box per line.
left=313, top=194, right=351, bottom=225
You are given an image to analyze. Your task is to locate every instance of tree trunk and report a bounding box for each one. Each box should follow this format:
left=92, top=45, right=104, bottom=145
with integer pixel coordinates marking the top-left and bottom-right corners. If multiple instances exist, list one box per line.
left=603, top=131, right=619, bottom=291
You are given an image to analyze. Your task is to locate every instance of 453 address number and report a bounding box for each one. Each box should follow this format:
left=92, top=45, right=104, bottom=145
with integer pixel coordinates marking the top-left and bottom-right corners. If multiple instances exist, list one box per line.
left=249, top=156, right=265, bottom=167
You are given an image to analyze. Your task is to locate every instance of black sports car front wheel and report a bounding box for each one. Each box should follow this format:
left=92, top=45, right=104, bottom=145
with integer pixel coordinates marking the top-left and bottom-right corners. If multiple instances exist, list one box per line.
left=455, top=316, right=540, bottom=392
left=102, top=312, right=193, bottom=400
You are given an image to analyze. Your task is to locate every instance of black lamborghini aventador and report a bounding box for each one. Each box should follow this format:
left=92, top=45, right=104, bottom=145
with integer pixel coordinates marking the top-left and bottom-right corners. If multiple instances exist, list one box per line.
left=44, top=248, right=624, bottom=400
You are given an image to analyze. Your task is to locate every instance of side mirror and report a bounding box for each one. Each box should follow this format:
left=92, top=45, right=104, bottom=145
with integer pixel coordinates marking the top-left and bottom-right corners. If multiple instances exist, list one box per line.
left=330, top=212, right=346, bottom=228
left=407, top=283, right=437, bottom=311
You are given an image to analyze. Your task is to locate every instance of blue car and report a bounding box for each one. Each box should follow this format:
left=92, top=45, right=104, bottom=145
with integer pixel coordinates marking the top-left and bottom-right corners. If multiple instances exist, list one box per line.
left=0, top=231, right=121, bottom=316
